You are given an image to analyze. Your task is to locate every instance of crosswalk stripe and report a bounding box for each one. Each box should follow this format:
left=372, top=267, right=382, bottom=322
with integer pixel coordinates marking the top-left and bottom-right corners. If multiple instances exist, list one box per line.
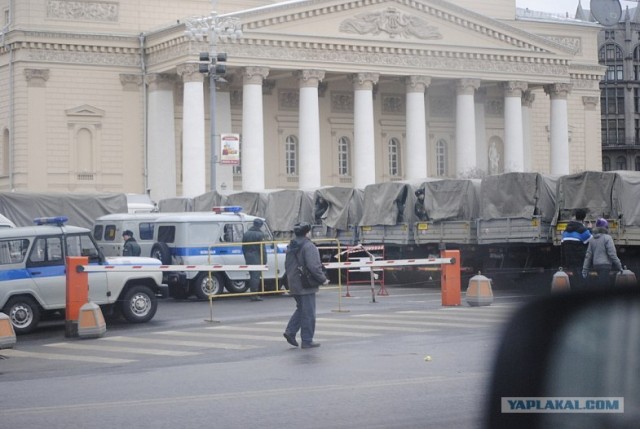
left=206, top=325, right=377, bottom=338
left=99, top=335, right=258, bottom=350
left=359, top=312, right=509, bottom=323
left=347, top=314, right=492, bottom=328
left=155, top=330, right=282, bottom=342
left=44, top=342, right=200, bottom=357
left=0, top=348, right=135, bottom=364
left=258, top=320, right=432, bottom=333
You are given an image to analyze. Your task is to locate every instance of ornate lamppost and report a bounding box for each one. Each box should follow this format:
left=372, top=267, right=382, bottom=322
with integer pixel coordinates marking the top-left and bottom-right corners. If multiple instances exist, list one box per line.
left=184, top=10, right=242, bottom=191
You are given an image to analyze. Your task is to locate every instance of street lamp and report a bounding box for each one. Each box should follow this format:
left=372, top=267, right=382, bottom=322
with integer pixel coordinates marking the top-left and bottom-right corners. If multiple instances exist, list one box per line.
left=184, top=11, right=242, bottom=192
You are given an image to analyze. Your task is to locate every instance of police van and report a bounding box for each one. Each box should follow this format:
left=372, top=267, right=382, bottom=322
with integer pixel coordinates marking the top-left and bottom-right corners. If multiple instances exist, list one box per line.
left=0, top=217, right=166, bottom=334
left=93, top=207, right=287, bottom=299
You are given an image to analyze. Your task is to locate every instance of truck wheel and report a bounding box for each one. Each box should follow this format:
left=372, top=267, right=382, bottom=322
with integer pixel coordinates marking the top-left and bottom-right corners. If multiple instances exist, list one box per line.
left=3, top=296, right=41, bottom=334
left=225, top=279, right=248, bottom=293
left=121, top=286, right=157, bottom=323
left=150, top=242, right=172, bottom=264
left=192, top=272, right=224, bottom=299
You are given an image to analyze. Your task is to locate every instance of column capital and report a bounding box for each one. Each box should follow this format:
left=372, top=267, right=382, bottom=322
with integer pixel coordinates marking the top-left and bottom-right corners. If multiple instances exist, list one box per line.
left=456, top=78, right=480, bottom=95
left=295, top=69, right=325, bottom=88
left=501, top=81, right=528, bottom=97
left=350, top=73, right=379, bottom=90
left=177, top=63, right=203, bottom=83
left=243, top=67, right=270, bottom=85
left=522, top=90, right=535, bottom=108
left=120, top=74, right=143, bottom=91
left=405, top=75, right=431, bottom=93
left=582, top=96, right=598, bottom=110
left=24, top=68, right=50, bottom=87
left=544, top=83, right=572, bottom=99
left=145, top=73, right=176, bottom=91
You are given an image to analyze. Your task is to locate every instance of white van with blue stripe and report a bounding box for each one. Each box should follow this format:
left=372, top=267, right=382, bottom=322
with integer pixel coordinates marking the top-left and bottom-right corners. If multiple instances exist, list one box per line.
left=94, top=208, right=287, bottom=299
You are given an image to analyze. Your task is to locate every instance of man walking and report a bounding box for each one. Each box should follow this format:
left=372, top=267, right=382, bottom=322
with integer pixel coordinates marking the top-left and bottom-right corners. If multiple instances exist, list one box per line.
left=242, top=218, right=267, bottom=301
left=283, top=222, right=329, bottom=349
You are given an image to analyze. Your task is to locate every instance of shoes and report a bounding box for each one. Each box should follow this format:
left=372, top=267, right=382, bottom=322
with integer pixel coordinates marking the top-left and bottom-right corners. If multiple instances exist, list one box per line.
left=301, top=342, right=321, bottom=349
left=283, top=332, right=299, bottom=347
left=249, top=296, right=263, bottom=302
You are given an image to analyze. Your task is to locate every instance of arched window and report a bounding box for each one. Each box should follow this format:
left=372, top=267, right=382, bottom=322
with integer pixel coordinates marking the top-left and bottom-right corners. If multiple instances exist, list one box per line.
left=603, top=156, right=611, bottom=171
left=285, top=135, right=298, bottom=176
left=338, top=136, right=350, bottom=176
left=76, top=128, right=94, bottom=173
left=616, top=156, right=627, bottom=170
left=436, top=139, right=448, bottom=177
left=388, top=137, right=401, bottom=177
left=600, top=43, right=624, bottom=81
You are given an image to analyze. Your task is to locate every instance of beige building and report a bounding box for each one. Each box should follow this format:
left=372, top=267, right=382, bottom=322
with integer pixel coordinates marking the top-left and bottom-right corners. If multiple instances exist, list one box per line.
left=0, top=0, right=604, bottom=202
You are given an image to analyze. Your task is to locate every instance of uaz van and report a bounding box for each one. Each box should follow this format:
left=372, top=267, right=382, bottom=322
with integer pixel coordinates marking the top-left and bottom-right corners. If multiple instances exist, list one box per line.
left=0, top=217, right=166, bottom=334
left=93, top=208, right=287, bottom=299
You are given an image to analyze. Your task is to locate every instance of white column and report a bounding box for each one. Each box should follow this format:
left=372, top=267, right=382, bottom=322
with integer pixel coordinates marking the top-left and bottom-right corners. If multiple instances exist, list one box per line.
left=242, top=67, right=269, bottom=191
left=215, top=85, right=234, bottom=192
left=297, top=69, right=325, bottom=189
left=522, top=90, right=535, bottom=172
left=545, top=83, right=572, bottom=175
left=405, top=76, right=430, bottom=180
left=177, top=64, right=205, bottom=197
left=582, top=96, right=600, bottom=170
left=502, top=81, right=528, bottom=173
left=455, top=79, right=480, bottom=178
left=146, top=73, right=177, bottom=202
left=352, top=73, right=379, bottom=188
left=475, top=89, right=487, bottom=174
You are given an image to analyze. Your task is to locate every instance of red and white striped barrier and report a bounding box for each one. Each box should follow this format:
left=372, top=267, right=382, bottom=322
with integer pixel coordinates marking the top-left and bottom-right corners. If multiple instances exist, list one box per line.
left=323, top=257, right=454, bottom=270
left=78, top=264, right=269, bottom=273
left=78, top=257, right=455, bottom=273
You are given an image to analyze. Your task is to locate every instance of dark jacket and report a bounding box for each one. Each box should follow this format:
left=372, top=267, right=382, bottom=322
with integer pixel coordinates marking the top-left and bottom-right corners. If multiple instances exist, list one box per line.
left=561, top=220, right=592, bottom=268
left=582, top=226, right=623, bottom=274
left=242, top=225, right=267, bottom=264
left=123, top=238, right=141, bottom=257
left=285, top=236, right=327, bottom=295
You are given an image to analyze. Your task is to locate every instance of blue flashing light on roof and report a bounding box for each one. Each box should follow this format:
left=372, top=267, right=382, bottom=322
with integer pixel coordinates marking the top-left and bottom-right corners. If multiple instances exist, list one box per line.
left=212, top=206, right=243, bottom=214
left=34, top=216, right=69, bottom=226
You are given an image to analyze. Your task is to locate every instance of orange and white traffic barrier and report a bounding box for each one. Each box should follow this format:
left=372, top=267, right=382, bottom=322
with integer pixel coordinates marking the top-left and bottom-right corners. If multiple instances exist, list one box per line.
left=78, top=264, right=269, bottom=273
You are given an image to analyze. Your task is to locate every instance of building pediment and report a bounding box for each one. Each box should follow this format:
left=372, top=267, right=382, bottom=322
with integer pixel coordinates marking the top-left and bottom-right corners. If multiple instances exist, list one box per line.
left=65, top=105, right=105, bottom=117
left=220, top=0, right=578, bottom=81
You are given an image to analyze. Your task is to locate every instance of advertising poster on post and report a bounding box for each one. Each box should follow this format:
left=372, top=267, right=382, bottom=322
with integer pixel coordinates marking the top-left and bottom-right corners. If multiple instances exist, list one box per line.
left=220, top=133, right=240, bottom=165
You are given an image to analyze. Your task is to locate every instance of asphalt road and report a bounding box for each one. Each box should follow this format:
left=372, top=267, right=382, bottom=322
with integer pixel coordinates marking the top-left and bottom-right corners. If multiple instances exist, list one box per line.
left=0, top=285, right=535, bottom=429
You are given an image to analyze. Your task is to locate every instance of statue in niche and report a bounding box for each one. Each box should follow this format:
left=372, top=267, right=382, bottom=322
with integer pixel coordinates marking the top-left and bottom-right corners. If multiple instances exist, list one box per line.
left=489, top=141, right=501, bottom=175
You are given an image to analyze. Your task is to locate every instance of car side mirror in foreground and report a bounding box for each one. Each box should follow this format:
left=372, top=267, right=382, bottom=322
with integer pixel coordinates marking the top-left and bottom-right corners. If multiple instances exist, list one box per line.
left=485, top=287, right=640, bottom=429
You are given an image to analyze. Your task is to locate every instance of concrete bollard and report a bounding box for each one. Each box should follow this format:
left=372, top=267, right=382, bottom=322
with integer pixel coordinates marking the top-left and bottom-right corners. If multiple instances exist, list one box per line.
left=466, top=272, right=493, bottom=306
left=0, top=312, right=17, bottom=349
left=77, top=302, right=106, bottom=339
left=551, top=267, right=571, bottom=293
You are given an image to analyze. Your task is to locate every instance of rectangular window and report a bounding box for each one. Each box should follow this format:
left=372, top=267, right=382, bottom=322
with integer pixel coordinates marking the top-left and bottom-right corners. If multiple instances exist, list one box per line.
left=0, top=239, right=29, bottom=265
left=139, top=223, right=155, bottom=241
left=157, top=226, right=175, bottom=244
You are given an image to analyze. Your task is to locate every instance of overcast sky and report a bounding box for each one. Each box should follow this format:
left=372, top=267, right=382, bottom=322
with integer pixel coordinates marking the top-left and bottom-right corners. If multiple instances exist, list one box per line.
left=516, top=0, right=637, bottom=15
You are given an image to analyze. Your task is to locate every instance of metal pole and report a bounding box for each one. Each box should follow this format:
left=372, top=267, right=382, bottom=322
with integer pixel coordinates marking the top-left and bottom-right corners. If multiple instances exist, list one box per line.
left=209, top=26, right=217, bottom=192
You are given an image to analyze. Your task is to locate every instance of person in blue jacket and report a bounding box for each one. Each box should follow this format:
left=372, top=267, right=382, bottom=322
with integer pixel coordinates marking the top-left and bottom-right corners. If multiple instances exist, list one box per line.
left=561, top=209, right=592, bottom=290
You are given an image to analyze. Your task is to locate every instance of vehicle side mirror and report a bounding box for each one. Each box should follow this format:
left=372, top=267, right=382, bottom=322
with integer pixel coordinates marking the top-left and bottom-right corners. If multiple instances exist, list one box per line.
left=485, top=287, right=640, bottom=429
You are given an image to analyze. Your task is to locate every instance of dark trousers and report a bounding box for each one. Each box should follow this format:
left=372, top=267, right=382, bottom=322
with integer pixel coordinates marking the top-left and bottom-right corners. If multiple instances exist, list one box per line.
left=285, top=294, right=317, bottom=345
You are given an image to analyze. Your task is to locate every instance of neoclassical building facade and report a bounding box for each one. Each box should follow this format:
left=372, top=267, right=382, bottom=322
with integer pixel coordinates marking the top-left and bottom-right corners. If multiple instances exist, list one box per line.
left=0, top=0, right=604, bottom=202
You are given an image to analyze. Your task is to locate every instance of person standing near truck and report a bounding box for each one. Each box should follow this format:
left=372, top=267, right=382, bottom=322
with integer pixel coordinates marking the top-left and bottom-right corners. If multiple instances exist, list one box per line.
left=582, top=218, right=623, bottom=288
left=561, top=209, right=592, bottom=290
left=242, top=218, right=267, bottom=301
left=122, top=230, right=141, bottom=257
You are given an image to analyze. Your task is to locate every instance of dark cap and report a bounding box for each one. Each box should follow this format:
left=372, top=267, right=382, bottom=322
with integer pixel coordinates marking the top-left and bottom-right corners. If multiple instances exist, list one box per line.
left=293, top=222, right=311, bottom=236
left=415, top=188, right=425, bottom=196
left=253, top=218, right=264, bottom=228
left=122, top=230, right=134, bottom=237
